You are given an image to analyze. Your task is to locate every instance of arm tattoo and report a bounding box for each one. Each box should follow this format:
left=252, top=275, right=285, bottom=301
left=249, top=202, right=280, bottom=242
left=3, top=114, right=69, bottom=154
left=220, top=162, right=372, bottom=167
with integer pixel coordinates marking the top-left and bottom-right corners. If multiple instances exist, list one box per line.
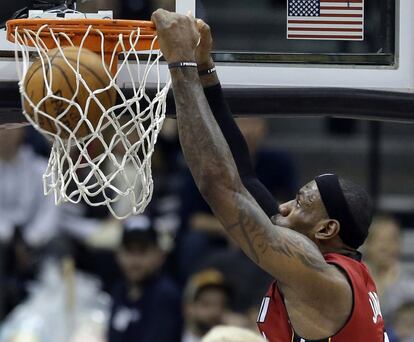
left=226, top=208, right=261, bottom=264
left=170, top=67, right=329, bottom=285
left=226, top=194, right=329, bottom=274
left=171, top=68, right=238, bottom=187
left=268, top=228, right=330, bottom=273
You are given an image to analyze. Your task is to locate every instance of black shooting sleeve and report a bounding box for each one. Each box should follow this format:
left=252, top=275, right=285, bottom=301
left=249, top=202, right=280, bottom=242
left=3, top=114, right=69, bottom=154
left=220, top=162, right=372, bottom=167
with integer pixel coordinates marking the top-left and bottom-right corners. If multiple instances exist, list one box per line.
left=204, top=83, right=278, bottom=218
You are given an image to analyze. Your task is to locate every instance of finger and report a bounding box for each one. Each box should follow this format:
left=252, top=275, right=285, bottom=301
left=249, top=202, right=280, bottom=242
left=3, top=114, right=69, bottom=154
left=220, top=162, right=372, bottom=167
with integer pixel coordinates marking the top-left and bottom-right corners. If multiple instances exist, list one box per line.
left=151, top=8, right=167, bottom=25
left=196, top=18, right=204, bottom=30
left=196, top=19, right=210, bottom=34
left=151, top=9, right=161, bottom=25
left=186, top=11, right=198, bottom=27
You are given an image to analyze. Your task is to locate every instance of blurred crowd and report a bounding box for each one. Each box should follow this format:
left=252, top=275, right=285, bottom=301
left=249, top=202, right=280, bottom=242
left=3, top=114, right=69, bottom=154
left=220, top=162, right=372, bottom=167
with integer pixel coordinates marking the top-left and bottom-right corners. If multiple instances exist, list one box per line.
left=0, top=117, right=298, bottom=342
left=0, top=1, right=413, bottom=341
left=0, top=115, right=414, bottom=342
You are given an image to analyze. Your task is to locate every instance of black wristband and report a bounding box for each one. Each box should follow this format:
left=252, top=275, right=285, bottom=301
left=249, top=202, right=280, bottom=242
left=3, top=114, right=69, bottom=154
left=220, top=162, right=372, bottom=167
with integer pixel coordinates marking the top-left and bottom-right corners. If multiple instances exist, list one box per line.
left=198, top=67, right=216, bottom=76
left=168, top=61, right=197, bottom=69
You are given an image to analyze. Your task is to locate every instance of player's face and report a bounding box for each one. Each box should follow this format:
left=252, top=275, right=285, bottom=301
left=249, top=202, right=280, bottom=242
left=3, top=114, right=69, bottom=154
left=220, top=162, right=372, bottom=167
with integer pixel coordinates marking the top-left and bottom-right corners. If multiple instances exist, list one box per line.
left=187, top=287, right=228, bottom=335
left=272, top=180, right=328, bottom=240
left=117, top=242, right=164, bottom=284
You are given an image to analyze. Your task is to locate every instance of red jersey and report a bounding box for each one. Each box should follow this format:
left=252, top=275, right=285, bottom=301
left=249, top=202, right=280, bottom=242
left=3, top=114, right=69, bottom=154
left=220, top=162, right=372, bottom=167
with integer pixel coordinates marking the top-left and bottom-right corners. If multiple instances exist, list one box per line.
left=257, top=253, right=388, bottom=342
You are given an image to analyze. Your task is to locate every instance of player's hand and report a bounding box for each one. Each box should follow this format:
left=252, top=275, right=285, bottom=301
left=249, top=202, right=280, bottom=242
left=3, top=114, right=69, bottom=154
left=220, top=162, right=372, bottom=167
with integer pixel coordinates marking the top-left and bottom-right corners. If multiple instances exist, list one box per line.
left=152, top=9, right=199, bottom=64
left=195, top=19, right=214, bottom=67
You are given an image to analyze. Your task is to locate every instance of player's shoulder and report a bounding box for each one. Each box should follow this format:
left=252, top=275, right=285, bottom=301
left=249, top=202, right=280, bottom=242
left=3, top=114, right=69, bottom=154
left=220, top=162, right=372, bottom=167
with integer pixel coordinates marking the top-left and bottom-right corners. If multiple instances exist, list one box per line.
left=325, top=252, right=370, bottom=282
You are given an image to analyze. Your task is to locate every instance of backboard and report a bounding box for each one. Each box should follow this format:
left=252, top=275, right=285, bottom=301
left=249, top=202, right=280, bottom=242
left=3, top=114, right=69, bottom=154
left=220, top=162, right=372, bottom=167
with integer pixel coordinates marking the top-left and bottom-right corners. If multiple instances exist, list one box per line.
left=191, top=0, right=410, bottom=91
left=0, top=0, right=413, bottom=126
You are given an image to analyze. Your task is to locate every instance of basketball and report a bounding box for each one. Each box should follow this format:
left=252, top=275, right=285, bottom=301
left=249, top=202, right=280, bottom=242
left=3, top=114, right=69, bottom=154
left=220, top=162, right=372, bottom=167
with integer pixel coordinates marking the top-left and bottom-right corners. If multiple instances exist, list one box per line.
left=23, top=46, right=116, bottom=139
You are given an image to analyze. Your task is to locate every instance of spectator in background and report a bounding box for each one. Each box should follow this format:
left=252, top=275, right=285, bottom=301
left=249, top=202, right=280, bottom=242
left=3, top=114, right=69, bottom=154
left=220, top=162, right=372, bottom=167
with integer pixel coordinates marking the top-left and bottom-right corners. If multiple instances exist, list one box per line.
left=182, top=269, right=232, bottom=342
left=389, top=301, right=414, bottom=342
left=197, top=241, right=272, bottom=331
left=0, top=127, right=59, bottom=248
left=201, top=326, right=264, bottom=342
left=108, top=214, right=182, bottom=342
left=235, top=118, right=298, bottom=202
left=363, top=215, right=414, bottom=321
left=178, top=118, right=298, bottom=281
left=0, top=127, right=60, bottom=318
left=180, top=118, right=297, bottom=232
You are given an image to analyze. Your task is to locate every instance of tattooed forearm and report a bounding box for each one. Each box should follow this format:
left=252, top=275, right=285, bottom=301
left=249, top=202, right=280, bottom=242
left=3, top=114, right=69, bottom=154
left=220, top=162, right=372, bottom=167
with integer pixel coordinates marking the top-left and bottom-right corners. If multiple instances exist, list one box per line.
left=170, top=66, right=330, bottom=286
left=225, top=192, right=329, bottom=276
left=171, top=67, right=240, bottom=189
left=267, top=229, right=330, bottom=272
left=226, top=209, right=261, bottom=264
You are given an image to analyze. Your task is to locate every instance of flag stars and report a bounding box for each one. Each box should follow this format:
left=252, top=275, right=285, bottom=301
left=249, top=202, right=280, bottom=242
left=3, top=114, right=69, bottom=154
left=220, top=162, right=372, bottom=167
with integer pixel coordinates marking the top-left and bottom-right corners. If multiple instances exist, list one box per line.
left=286, top=0, right=364, bottom=41
left=288, top=0, right=320, bottom=17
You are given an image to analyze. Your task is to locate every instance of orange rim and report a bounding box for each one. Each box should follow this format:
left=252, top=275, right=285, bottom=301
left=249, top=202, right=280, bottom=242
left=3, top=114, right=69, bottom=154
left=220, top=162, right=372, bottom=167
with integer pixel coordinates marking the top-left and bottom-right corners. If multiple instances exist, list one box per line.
left=6, top=18, right=159, bottom=73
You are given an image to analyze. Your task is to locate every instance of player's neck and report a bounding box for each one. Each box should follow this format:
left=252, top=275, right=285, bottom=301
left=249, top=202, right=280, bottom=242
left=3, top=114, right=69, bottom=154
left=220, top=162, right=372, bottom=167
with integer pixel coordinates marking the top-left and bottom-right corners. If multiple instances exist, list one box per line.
left=320, top=244, right=359, bottom=259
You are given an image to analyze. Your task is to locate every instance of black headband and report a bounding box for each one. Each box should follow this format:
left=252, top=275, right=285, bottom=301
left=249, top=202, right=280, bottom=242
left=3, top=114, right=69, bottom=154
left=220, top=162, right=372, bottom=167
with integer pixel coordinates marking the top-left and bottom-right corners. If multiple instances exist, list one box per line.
left=315, top=174, right=366, bottom=249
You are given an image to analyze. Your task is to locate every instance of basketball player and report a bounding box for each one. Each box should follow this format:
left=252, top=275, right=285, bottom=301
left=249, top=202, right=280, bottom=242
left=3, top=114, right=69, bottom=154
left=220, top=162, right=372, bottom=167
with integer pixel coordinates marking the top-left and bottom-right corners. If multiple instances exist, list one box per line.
left=151, top=9, right=388, bottom=342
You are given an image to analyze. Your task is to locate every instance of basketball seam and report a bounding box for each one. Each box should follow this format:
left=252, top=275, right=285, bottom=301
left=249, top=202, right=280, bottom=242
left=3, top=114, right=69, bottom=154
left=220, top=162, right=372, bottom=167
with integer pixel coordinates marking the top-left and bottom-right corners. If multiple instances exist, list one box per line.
left=53, top=56, right=115, bottom=105
left=23, top=50, right=62, bottom=133
left=42, top=49, right=63, bottom=121
left=25, top=48, right=61, bottom=87
left=42, top=64, right=77, bottom=135
left=42, top=64, right=95, bottom=137
left=49, top=64, right=82, bottom=134
left=51, top=64, right=76, bottom=95
left=47, top=63, right=111, bottom=135
left=25, top=48, right=115, bottom=137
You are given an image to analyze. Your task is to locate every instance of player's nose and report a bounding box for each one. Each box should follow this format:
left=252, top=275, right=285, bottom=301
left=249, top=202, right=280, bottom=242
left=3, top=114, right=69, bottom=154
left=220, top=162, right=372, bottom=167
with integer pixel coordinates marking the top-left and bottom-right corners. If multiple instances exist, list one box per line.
left=278, top=201, right=293, bottom=216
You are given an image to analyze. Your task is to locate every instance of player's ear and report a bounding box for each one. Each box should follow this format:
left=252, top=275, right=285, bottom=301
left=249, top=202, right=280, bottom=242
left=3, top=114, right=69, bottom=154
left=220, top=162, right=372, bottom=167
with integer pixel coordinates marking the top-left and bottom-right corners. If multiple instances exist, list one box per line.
left=315, top=219, right=340, bottom=240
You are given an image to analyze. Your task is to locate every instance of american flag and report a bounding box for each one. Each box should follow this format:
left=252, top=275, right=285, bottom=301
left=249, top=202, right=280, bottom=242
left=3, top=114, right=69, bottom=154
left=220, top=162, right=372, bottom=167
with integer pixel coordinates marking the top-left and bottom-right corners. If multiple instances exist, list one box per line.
left=287, top=0, right=364, bottom=41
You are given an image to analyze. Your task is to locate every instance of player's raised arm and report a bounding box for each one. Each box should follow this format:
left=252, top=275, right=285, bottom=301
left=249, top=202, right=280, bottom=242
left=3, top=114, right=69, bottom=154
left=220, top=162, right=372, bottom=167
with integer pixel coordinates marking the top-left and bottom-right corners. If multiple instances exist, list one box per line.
left=151, top=8, right=349, bottom=298
left=195, top=19, right=278, bottom=218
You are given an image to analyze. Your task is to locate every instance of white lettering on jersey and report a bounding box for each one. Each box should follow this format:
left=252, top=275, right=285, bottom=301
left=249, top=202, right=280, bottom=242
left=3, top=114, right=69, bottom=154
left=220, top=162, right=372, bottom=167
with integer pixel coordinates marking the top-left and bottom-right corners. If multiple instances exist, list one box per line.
left=257, top=297, right=271, bottom=323
left=368, top=291, right=383, bottom=324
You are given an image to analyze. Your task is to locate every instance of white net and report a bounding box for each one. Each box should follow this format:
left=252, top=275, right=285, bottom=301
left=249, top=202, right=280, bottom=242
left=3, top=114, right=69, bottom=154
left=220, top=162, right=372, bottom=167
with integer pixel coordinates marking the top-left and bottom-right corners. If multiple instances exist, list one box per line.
left=12, top=20, right=170, bottom=219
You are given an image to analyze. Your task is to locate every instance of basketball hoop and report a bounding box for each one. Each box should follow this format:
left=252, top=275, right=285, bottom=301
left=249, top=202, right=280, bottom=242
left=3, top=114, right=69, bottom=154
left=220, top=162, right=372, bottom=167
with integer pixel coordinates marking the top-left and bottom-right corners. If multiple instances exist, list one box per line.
left=6, top=11, right=171, bottom=219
